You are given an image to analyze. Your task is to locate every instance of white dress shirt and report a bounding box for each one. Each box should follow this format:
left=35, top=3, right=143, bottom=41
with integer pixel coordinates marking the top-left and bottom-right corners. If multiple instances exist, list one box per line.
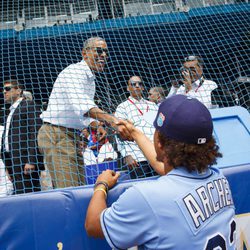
left=98, top=142, right=118, bottom=163
left=115, top=97, right=158, bottom=162
left=167, top=78, right=217, bottom=108
left=4, top=98, right=23, bottom=152
left=41, top=60, right=97, bottom=130
left=0, top=126, right=13, bottom=196
left=83, top=148, right=97, bottom=166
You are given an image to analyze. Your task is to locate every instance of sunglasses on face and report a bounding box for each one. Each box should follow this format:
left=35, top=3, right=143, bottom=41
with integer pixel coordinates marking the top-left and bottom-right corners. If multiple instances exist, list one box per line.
left=87, top=47, right=108, bottom=56
left=180, top=66, right=199, bottom=73
left=3, top=86, right=16, bottom=92
left=130, top=80, right=143, bottom=87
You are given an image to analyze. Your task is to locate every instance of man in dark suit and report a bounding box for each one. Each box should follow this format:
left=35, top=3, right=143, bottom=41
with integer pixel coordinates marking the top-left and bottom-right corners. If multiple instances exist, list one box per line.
left=1, top=79, right=44, bottom=194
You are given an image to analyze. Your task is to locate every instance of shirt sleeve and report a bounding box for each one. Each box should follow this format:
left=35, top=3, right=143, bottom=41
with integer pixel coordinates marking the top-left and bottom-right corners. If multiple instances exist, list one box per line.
left=210, top=80, right=218, bottom=91
left=166, top=86, right=178, bottom=98
left=100, top=186, right=158, bottom=250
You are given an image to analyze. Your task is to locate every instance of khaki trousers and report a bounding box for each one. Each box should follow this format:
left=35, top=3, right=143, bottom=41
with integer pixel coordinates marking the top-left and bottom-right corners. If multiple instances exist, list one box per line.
left=38, top=123, right=85, bottom=188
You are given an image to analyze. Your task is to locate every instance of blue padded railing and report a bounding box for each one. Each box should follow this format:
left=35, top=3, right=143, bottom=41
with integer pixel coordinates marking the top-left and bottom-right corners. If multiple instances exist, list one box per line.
left=0, top=107, right=249, bottom=249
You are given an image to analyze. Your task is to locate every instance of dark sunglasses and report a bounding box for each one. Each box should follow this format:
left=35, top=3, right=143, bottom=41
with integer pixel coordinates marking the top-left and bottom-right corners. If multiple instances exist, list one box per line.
left=130, top=80, right=143, bottom=87
left=180, top=66, right=198, bottom=72
left=3, top=86, right=16, bottom=92
left=87, top=47, right=108, bottom=56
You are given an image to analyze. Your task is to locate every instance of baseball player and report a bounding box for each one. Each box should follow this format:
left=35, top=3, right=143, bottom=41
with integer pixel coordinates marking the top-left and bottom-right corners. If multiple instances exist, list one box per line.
left=85, top=95, right=236, bottom=249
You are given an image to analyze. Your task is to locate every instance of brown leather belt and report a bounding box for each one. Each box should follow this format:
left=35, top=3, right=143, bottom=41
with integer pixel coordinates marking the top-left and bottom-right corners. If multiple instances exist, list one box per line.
left=43, top=122, right=79, bottom=134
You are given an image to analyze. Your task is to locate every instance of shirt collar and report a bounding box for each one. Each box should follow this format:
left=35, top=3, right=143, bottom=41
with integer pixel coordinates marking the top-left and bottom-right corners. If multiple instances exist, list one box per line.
left=81, top=60, right=96, bottom=79
left=128, top=96, right=144, bottom=102
left=163, top=166, right=213, bottom=179
left=9, top=97, right=23, bottom=111
left=192, top=76, right=204, bottom=88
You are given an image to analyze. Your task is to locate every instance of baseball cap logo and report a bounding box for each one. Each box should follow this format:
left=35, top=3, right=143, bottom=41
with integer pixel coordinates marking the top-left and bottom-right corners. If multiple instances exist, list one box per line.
left=157, top=112, right=165, bottom=127
left=197, top=138, right=207, bottom=144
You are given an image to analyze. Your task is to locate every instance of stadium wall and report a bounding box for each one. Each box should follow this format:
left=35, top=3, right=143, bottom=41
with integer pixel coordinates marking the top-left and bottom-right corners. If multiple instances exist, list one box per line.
left=0, top=106, right=249, bottom=249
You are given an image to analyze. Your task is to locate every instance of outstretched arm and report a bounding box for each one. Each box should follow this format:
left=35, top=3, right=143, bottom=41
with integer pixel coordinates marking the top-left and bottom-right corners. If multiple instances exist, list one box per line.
left=116, top=120, right=164, bottom=175
left=88, top=107, right=132, bottom=141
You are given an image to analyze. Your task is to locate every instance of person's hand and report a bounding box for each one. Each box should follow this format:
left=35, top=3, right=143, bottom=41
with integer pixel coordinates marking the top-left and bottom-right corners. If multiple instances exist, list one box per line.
left=116, top=119, right=135, bottom=133
left=24, top=163, right=35, bottom=175
left=115, top=119, right=138, bottom=141
left=97, top=126, right=107, bottom=143
left=181, top=68, right=192, bottom=92
left=116, top=122, right=134, bottom=141
left=124, top=155, right=139, bottom=169
left=171, top=79, right=180, bottom=88
left=96, top=169, right=120, bottom=189
left=89, top=144, right=98, bottom=150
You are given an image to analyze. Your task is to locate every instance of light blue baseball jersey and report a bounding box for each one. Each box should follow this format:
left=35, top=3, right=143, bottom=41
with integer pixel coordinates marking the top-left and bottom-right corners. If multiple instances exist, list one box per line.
left=100, top=166, right=236, bottom=250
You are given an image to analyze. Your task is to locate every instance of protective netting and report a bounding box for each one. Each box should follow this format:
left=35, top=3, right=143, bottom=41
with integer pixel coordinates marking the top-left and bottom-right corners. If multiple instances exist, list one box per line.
left=0, top=0, right=249, bottom=195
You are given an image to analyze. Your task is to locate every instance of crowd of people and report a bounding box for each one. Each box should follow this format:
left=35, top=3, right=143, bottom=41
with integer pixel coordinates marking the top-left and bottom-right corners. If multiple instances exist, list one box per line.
left=79, top=121, right=118, bottom=165
left=0, top=36, right=240, bottom=196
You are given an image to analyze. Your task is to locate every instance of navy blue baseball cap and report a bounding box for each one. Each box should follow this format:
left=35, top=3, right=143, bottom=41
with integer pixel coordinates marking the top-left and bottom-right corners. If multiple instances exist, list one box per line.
left=153, top=95, right=213, bottom=144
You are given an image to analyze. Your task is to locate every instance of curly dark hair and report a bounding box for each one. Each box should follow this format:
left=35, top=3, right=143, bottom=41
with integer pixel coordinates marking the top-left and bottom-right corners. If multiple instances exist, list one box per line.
left=158, top=132, right=222, bottom=173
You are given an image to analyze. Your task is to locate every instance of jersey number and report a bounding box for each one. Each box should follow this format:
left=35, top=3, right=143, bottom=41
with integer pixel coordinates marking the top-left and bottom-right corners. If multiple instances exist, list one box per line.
left=205, top=220, right=236, bottom=250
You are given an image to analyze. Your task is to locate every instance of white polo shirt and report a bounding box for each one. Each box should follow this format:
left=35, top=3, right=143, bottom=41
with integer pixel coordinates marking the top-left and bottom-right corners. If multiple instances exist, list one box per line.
left=167, top=78, right=217, bottom=108
left=41, top=60, right=97, bottom=130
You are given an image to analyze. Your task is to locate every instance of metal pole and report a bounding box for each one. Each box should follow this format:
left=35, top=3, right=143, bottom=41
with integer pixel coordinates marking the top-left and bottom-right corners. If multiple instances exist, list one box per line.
left=69, top=3, right=74, bottom=22
left=22, top=8, right=25, bottom=22
left=122, top=0, right=126, bottom=17
left=149, top=0, right=154, bottom=14
left=110, top=0, right=115, bottom=19
left=44, top=6, right=48, bottom=26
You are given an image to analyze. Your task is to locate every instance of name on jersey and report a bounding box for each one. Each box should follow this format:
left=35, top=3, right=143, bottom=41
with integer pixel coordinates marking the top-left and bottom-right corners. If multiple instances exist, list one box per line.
left=183, top=178, right=234, bottom=228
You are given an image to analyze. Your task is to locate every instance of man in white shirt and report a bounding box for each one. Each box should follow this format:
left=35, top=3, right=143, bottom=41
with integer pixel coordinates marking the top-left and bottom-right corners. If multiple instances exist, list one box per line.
left=79, top=137, right=97, bottom=166
left=38, top=37, right=131, bottom=188
left=115, top=76, right=158, bottom=179
left=167, top=55, right=218, bottom=108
